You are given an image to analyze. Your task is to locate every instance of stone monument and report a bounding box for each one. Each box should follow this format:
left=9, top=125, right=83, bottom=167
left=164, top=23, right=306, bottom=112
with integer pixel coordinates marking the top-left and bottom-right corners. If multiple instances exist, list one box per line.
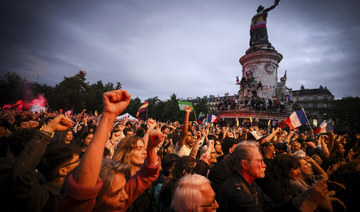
left=218, top=0, right=293, bottom=120
left=239, top=0, right=282, bottom=101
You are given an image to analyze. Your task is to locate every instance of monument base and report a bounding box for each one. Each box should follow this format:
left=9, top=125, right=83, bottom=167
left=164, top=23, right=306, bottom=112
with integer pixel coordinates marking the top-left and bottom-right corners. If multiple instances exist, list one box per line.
left=246, top=43, right=276, bottom=54
left=217, top=109, right=290, bottom=121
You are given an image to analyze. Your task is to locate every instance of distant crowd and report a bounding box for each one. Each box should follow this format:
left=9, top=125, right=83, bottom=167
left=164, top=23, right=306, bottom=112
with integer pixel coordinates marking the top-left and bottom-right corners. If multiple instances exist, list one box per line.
left=217, top=95, right=296, bottom=113
left=0, top=89, right=359, bottom=211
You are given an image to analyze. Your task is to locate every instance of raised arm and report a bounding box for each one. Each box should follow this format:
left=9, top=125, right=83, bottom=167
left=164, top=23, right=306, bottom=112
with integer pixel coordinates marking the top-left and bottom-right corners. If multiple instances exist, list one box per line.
left=319, top=135, right=330, bottom=158
left=264, top=0, right=280, bottom=13
left=147, top=131, right=165, bottom=165
left=143, top=118, right=156, bottom=149
left=77, top=109, right=87, bottom=123
left=178, top=106, right=191, bottom=147
left=189, top=131, right=202, bottom=159
left=326, top=131, right=335, bottom=154
left=284, top=130, right=295, bottom=143
left=74, top=90, right=131, bottom=187
left=11, top=115, right=72, bottom=210
left=304, top=155, right=327, bottom=177
left=262, top=127, right=281, bottom=143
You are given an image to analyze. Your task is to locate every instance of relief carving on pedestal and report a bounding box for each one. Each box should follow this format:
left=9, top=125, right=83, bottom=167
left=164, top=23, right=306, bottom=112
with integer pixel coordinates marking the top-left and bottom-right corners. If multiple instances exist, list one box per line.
left=264, top=63, right=276, bottom=75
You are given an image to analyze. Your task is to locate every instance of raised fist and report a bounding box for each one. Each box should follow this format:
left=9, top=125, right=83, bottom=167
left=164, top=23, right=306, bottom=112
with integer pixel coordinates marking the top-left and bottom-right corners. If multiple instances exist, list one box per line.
left=147, top=118, right=156, bottom=131
left=103, top=90, right=131, bottom=116
left=148, top=131, right=165, bottom=150
left=44, top=115, right=73, bottom=133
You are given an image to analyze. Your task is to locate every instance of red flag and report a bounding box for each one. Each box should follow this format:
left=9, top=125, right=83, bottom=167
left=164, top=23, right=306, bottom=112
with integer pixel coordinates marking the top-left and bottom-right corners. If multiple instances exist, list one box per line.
left=136, top=100, right=148, bottom=117
left=2, top=100, right=23, bottom=110
left=278, top=120, right=288, bottom=129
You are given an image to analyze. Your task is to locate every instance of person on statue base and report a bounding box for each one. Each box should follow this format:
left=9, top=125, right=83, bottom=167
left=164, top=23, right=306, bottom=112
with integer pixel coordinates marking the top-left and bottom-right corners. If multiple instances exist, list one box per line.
left=250, top=0, right=280, bottom=47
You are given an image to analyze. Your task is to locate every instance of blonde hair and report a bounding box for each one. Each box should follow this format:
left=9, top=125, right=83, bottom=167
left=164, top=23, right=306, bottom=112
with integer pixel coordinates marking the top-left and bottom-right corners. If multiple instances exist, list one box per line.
left=112, top=136, right=144, bottom=165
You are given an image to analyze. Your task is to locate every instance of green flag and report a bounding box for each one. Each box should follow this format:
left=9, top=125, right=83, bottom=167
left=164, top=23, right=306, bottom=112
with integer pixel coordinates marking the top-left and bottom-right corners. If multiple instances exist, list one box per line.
left=178, top=101, right=194, bottom=111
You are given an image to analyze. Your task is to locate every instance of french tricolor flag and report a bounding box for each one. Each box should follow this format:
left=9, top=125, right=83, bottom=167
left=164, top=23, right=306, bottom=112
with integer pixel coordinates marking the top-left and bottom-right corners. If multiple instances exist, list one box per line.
left=315, top=119, right=333, bottom=134
left=283, top=108, right=309, bottom=130
left=207, top=114, right=219, bottom=123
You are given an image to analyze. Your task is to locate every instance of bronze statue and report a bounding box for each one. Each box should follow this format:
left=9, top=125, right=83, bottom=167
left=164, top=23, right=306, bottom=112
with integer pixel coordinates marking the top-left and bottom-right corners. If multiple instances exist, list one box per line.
left=250, top=0, right=280, bottom=47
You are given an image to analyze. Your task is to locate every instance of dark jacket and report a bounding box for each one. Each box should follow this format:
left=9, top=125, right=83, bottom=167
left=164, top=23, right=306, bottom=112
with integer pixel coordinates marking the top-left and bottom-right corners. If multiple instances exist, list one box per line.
left=217, top=172, right=299, bottom=212
left=208, top=155, right=232, bottom=194
left=0, top=130, right=56, bottom=211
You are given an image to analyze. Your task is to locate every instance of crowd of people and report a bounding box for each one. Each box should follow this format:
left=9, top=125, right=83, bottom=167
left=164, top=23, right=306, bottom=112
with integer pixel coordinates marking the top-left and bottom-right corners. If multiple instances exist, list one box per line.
left=0, top=89, right=359, bottom=211
left=217, top=95, right=295, bottom=113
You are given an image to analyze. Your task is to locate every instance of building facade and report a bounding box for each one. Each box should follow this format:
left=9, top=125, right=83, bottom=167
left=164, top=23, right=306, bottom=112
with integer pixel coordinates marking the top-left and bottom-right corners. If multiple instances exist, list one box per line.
left=292, top=85, right=334, bottom=127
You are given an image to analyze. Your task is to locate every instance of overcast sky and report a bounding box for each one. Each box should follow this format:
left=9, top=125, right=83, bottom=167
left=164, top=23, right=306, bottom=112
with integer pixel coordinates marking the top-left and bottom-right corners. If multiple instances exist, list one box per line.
left=1, top=0, right=359, bottom=101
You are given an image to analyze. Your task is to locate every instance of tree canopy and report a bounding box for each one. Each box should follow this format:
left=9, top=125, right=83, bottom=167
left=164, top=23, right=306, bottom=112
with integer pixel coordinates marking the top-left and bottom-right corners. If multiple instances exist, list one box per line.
left=0, top=71, right=207, bottom=122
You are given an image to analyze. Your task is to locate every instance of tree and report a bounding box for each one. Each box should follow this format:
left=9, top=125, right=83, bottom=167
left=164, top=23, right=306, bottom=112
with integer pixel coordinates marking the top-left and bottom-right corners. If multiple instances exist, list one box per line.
left=330, top=97, right=360, bottom=134
left=123, top=97, right=142, bottom=118
left=85, top=80, right=107, bottom=113
left=194, top=98, right=209, bottom=118
left=138, top=96, right=163, bottom=121
left=162, top=93, right=181, bottom=122
left=0, top=72, right=25, bottom=106
left=49, top=71, right=89, bottom=113
left=31, top=82, right=54, bottom=100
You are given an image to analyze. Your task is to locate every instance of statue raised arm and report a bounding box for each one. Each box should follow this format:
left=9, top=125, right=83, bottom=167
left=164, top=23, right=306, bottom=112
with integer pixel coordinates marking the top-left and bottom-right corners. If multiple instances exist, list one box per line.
left=249, top=0, right=280, bottom=47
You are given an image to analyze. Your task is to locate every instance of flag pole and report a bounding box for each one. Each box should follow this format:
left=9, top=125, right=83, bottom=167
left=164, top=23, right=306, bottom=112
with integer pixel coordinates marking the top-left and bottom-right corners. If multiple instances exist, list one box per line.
left=302, top=108, right=312, bottom=129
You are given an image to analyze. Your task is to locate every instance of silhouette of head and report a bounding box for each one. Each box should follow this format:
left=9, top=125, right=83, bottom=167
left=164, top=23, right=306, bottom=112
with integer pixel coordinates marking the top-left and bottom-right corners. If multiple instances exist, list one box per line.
left=257, top=5, right=264, bottom=12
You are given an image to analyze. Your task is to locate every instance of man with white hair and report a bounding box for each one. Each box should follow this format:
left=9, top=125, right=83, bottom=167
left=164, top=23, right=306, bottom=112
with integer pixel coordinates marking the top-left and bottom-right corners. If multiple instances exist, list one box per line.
left=217, top=141, right=329, bottom=212
left=171, top=174, right=218, bottom=212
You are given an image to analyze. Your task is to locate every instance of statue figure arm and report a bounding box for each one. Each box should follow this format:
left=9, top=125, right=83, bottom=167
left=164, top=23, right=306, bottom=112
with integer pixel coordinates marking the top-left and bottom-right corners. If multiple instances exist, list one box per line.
left=264, top=0, right=280, bottom=13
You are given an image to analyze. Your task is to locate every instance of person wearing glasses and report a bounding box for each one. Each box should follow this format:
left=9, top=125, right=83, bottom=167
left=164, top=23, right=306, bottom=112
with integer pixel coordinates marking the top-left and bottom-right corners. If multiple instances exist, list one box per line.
left=171, top=174, right=218, bottom=212
left=217, top=141, right=330, bottom=212
left=37, top=143, right=82, bottom=211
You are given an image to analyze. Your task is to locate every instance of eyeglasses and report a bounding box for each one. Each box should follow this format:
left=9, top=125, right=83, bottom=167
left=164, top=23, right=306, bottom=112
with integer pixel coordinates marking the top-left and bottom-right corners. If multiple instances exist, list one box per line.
left=249, top=158, right=265, bottom=164
left=61, top=160, right=80, bottom=168
left=200, top=198, right=217, bottom=210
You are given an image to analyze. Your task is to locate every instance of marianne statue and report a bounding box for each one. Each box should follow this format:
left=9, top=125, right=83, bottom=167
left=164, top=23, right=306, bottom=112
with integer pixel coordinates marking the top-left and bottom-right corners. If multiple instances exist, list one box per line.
left=249, top=0, right=280, bottom=47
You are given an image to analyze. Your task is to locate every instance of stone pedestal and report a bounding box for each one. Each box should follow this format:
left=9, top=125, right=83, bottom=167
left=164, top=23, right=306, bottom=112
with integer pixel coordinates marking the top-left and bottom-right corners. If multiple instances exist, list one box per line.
left=239, top=49, right=282, bottom=99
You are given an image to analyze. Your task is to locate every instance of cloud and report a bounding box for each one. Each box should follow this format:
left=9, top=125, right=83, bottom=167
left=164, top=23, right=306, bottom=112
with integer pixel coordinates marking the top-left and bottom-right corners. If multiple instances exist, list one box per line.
left=1, top=0, right=359, bottom=101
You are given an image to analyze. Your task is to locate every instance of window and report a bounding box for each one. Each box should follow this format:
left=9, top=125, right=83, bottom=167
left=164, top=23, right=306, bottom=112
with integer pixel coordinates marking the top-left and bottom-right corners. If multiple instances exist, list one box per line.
left=313, top=119, right=318, bottom=127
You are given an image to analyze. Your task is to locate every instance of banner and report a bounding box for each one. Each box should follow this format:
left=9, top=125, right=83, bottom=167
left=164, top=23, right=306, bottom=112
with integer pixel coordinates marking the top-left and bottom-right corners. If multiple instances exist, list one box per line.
left=178, top=101, right=194, bottom=111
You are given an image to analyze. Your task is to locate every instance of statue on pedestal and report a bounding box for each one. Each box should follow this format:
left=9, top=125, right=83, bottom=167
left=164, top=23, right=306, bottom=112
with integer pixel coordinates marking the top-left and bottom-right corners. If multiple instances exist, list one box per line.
left=276, top=71, right=293, bottom=101
left=249, top=0, right=280, bottom=47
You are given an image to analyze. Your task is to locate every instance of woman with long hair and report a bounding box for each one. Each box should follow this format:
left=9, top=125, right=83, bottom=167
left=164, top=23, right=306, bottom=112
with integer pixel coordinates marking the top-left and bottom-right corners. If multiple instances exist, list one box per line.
left=112, top=119, right=158, bottom=212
